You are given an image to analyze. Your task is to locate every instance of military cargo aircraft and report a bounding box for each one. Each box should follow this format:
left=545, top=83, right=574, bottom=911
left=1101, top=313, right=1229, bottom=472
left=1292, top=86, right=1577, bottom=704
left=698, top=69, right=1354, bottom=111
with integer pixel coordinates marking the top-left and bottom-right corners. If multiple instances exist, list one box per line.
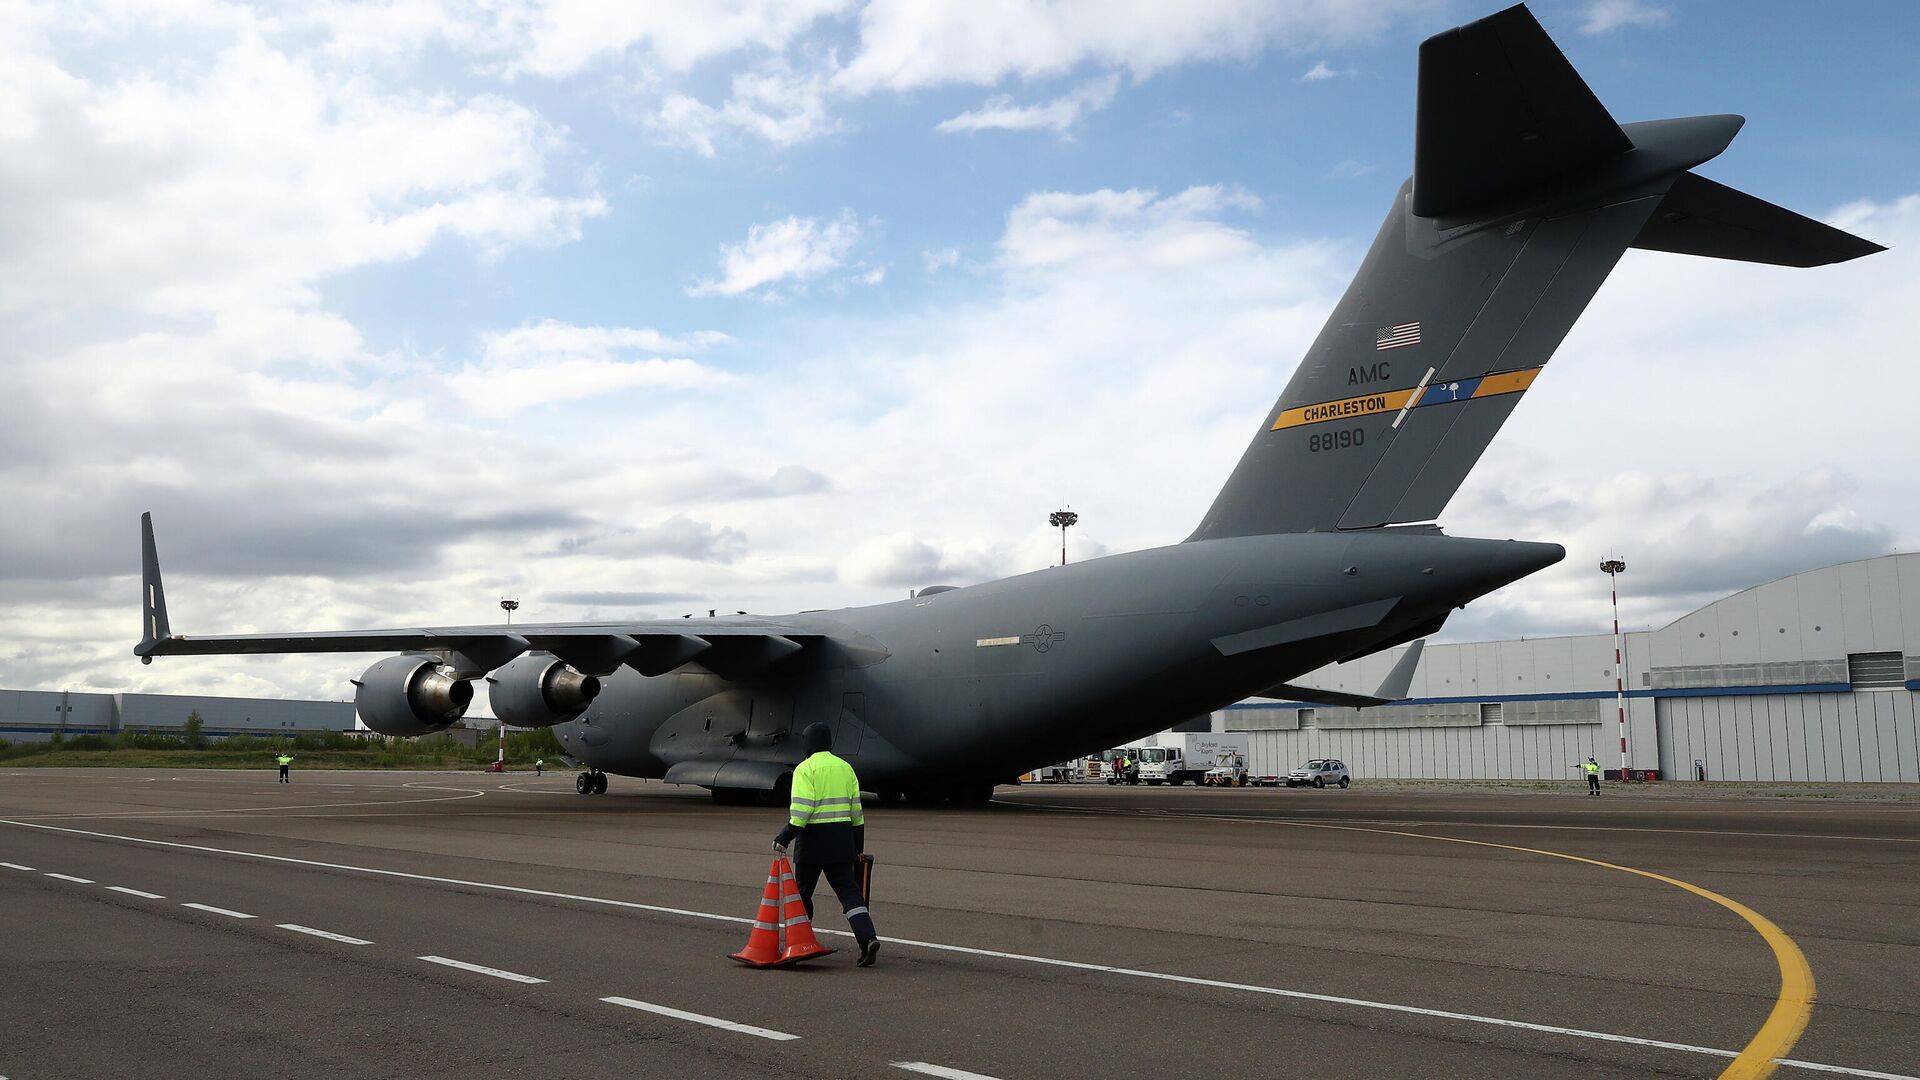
left=136, top=4, right=1881, bottom=803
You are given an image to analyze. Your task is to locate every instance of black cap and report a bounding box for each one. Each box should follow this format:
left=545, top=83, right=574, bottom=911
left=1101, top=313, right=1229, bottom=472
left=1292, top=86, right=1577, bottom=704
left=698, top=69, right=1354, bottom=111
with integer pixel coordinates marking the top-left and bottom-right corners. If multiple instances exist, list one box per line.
left=803, top=722, right=832, bottom=755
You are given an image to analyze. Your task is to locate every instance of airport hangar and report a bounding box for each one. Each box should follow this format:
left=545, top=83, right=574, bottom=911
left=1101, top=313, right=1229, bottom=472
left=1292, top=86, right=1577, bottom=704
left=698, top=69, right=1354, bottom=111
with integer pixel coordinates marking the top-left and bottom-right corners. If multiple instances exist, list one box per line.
left=0, top=688, right=353, bottom=743
left=1213, top=552, right=1920, bottom=783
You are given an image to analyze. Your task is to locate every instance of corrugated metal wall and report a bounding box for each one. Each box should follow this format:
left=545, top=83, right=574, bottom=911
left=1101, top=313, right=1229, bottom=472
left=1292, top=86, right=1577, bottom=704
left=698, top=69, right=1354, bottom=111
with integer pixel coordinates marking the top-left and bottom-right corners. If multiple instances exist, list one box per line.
left=1657, top=692, right=1919, bottom=782
left=1239, top=721, right=1614, bottom=780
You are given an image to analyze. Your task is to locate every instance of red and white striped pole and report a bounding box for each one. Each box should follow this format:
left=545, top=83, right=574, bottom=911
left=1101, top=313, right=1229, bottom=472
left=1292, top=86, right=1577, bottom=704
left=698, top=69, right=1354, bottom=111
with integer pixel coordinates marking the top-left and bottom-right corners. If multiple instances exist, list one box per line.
left=1601, top=558, right=1628, bottom=783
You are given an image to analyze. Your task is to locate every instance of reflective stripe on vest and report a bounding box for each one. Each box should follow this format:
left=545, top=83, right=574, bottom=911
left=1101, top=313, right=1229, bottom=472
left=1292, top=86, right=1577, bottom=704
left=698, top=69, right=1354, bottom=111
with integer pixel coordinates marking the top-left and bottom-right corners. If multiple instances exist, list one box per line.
left=789, top=751, right=866, bottom=828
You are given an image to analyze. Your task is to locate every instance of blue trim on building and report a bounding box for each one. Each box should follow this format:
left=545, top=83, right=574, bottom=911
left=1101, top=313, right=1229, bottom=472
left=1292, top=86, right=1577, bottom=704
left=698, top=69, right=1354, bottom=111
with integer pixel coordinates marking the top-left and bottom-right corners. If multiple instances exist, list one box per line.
left=1225, top=682, right=1859, bottom=710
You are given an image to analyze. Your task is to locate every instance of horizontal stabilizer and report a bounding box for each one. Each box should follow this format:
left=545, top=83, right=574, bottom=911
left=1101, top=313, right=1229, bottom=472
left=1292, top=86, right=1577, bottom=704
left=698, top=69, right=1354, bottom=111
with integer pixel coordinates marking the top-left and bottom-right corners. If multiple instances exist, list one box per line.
left=1413, top=4, right=1631, bottom=218
left=1631, top=171, right=1887, bottom=267
left=1261, top=639, right=1425, bottom=709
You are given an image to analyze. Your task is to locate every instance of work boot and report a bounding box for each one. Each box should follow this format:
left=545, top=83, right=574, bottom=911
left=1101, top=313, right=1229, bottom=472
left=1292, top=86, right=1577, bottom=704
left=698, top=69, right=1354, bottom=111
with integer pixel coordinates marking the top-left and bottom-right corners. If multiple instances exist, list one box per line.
left=858, top=937, right=880, bottom=968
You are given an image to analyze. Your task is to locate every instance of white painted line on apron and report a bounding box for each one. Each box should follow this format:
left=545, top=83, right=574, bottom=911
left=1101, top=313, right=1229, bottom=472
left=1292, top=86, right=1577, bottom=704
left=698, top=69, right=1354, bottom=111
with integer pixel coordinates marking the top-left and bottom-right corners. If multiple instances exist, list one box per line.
left=44, top=872, right=93, bottom=883
left=892, top=1062, right=1008, bottom=1079
left=417, top=956, right=545, bottom=984
left=6, top=816, right=1910, bottom=1080
left=601, top=996, right=798, bottom=1041
left=182, top=902, right=255, bottom=919
left=106, top=886, right=165, bottom=899
left=278, top=924, right=372, bottom=945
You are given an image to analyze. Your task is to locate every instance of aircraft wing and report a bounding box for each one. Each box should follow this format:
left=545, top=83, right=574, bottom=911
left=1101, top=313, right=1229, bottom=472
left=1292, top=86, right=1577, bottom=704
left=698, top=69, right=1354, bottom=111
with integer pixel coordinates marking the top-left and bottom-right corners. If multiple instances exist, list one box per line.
left=134, top=513, right=831, bottom=679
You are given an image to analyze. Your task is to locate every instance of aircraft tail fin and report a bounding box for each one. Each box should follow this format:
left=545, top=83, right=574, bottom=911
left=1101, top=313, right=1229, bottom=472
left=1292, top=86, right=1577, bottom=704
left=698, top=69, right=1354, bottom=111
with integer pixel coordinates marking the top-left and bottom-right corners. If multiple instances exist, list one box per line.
left=139, top=512, right=172, bottom=658
left=1187, top=4, right=1880, bottom=542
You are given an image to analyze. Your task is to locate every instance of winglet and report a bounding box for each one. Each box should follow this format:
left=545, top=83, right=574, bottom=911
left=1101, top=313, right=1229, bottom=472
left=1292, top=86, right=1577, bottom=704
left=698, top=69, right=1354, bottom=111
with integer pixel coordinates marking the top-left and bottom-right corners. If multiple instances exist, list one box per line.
left=137, top=512, right=172, bottom=661
left=1260, top=639, right=1426, bottom=709
left=1372, top=638, right=1425, bottom=701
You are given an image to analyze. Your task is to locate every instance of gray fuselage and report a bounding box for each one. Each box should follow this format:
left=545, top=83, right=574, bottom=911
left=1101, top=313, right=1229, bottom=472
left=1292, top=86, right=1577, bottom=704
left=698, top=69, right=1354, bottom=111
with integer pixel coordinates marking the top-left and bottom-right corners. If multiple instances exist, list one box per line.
left=556, top=529, right=1560, bottom=791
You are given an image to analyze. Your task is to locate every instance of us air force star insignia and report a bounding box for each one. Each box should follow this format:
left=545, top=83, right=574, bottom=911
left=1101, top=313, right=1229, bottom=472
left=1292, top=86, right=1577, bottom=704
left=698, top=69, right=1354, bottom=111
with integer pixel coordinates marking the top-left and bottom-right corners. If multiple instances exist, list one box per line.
left=1022, top=624, right=1066, bottom=653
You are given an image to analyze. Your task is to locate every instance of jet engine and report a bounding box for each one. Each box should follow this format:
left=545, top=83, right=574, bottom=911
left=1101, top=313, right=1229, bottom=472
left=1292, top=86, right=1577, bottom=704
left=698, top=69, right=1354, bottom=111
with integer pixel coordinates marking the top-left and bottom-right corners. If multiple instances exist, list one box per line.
left=354, top=655, right=474, bottom=737
left=486, top=653, right=601, bottom=728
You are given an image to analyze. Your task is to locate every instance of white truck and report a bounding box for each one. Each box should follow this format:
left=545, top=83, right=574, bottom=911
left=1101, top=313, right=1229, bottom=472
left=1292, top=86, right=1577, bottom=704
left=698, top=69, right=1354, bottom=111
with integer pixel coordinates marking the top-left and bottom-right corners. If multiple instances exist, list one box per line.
left=1134, top=733, right=1251, bottom=786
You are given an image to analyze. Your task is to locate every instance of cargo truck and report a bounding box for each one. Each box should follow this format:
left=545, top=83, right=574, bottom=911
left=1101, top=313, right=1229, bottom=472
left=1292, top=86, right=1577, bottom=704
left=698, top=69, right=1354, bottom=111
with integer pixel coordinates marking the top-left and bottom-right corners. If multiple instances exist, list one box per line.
left=1134, top=733, right=1251, bottom=786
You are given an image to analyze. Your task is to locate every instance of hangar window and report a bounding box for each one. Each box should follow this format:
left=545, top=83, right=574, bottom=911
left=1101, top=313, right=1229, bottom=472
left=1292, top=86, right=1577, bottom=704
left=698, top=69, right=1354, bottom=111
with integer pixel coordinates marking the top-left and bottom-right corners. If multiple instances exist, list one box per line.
left=1847, top=652, right=1904, bottom=690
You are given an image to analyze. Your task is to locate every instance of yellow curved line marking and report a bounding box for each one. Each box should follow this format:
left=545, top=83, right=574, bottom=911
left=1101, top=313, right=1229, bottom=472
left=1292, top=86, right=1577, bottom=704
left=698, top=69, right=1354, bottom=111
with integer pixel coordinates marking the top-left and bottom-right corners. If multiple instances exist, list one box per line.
left=1296, top=822, right=1815, bottom=1079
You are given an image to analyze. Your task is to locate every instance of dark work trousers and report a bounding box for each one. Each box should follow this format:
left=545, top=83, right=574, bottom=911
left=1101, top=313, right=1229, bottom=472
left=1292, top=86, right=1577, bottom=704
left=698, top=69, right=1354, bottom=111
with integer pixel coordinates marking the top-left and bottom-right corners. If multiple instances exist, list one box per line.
left=795, top=861, right=876, bottom=944
left=1587, top=772, right=1600, bottom=794
left=279, top=765, right=289, bottom=783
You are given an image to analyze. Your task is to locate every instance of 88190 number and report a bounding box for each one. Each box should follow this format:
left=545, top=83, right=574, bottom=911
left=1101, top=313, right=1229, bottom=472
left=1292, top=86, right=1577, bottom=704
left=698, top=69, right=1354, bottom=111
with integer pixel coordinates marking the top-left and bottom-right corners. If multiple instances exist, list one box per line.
left=1307, top=427, right=1365, bottom=453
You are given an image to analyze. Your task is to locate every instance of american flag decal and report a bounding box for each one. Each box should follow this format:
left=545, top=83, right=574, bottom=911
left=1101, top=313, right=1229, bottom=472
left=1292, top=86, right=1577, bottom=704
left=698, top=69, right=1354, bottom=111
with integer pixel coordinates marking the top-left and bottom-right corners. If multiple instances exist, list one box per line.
left=1376, top=321, right=1421, bottom=350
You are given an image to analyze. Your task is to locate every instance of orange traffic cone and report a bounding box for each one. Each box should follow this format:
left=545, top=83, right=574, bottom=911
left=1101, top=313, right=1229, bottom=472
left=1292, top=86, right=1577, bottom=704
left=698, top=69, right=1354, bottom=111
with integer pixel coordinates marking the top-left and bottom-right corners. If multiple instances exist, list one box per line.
left=775, top=856, right=835, bottom=964
left=728, top=858, right=788, bottom=967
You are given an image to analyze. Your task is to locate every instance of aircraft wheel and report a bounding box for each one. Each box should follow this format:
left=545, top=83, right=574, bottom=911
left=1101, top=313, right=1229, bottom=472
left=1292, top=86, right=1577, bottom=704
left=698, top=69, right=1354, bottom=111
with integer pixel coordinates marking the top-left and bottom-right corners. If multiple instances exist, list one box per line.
left=592, top=772, right=608, bottom=795
left=576, top=773, right=592, bottom=795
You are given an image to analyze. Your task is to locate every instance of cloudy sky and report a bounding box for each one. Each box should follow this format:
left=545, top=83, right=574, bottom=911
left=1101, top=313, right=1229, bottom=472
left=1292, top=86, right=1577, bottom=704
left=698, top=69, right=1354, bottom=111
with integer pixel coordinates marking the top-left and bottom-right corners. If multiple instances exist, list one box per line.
left=2, top=0, right=1916, bottom=703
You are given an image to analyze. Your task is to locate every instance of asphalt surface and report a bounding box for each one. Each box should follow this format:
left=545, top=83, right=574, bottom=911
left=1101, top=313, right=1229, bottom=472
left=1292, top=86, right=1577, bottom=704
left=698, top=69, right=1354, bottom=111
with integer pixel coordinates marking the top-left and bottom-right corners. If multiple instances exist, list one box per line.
left=1, top=770, right=1915, bottom=1080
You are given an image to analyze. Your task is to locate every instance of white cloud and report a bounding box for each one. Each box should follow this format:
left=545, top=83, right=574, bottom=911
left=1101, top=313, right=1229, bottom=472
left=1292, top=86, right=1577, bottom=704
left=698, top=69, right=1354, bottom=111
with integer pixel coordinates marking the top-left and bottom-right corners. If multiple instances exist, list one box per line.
left=487, top=0, right=856, bottom=80
left=689, top=210, right=863, bottom=297
left=936, top=73, right=1120, bottom=135
left=998, top=185, right=1264, bottom=272
left=1579, top=0, right=1670, bottom=35
left=922, top=247, right=961, bottom=273
left=1301, top=60, right=1339, bottom=81
left=0, top=29, right=604, bottom=316
left=649, top=63, right=842, bottom=157
left=837, top=0, right=1427, bottom=93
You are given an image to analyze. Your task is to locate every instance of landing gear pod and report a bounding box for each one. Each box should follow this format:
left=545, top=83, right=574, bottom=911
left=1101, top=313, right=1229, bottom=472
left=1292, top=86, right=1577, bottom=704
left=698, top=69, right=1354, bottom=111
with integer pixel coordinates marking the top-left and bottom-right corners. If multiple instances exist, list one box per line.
left=486, top=653, right=601, bottom=728
left=354, top=656, right=474, bottom=737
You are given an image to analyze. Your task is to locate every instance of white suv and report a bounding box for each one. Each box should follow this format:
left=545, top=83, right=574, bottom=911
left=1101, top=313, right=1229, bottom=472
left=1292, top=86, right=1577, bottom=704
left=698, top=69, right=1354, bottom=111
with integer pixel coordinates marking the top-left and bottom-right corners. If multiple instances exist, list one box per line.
left=1286, top=759, right=1350, bottom=789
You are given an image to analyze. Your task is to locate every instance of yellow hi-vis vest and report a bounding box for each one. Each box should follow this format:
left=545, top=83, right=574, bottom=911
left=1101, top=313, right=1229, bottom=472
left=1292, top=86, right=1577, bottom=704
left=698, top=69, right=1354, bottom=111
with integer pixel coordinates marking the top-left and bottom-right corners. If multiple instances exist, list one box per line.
left=1582, top=761, right=1600, bottom=775
left=788, top=751, right=865, bottom=829
left=277, top=755, right=293, bottom=766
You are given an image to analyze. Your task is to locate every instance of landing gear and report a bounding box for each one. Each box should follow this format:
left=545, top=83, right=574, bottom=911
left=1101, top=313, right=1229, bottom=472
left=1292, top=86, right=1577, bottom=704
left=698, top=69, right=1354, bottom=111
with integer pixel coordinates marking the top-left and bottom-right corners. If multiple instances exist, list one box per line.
left=577, top=770, right=608, bottom=795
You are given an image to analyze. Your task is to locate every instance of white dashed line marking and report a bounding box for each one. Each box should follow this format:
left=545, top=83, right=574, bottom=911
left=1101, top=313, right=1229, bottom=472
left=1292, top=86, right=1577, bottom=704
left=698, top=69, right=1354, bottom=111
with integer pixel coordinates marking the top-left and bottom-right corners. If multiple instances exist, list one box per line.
left=181, top=903, right=255, bottom=919
left=601, top=997, right=798, bottom=1041
left=106, top=886, right=166, bottom=899
left=44, top=872, right=94, bottom=883
left=417, top=956, right=546, bottom=984
left=9, top=817, right=1913, bottom=1080
left=1, top=861, right=36, bottom=871
left=892, top=1062, right=1007, bottom=1080
left=278, top=924, right=372, bottom=945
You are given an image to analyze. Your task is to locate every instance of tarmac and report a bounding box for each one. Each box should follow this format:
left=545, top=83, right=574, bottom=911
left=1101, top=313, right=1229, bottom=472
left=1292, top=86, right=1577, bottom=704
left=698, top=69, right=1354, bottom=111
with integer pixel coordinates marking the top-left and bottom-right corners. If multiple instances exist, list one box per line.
left=1, top=769, right=1914, bottom=1080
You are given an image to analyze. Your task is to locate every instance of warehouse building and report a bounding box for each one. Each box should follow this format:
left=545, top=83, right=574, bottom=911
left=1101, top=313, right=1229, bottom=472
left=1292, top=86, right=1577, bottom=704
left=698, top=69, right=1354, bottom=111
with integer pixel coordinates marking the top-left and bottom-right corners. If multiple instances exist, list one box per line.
left=1215, top=553, right=1920, bottom=783
left=0, top=688, right=354, bottom=743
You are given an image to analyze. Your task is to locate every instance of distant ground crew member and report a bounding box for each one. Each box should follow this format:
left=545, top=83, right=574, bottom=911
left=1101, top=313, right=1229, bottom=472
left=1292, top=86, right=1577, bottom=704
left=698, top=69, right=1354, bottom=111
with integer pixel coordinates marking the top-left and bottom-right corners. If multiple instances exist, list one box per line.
left=1582, top=756, right=1601, bottom=795
left=773, top=723, right=879, bottom=968
left=277, top=753, right=293, bottom=783
left=535, top=758, right=544, bottom=776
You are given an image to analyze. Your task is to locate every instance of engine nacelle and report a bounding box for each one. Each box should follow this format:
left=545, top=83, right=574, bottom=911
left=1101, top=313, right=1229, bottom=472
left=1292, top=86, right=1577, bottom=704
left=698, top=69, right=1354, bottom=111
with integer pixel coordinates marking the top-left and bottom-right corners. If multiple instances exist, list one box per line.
left=355, top=655, right=474, bottom=737
left=486, top=653, right=601, bottom=728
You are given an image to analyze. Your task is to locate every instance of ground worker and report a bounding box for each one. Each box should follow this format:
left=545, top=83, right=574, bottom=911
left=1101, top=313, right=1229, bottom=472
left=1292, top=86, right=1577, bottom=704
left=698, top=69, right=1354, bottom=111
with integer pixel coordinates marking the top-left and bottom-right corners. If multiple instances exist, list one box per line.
left=535, top=758, right=544, bottom=776
left=277, top=753, right=293, bottom=783
left=1582, top=756, right=1601, bottom=795
left=773, top=723, right=879, bottom=968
